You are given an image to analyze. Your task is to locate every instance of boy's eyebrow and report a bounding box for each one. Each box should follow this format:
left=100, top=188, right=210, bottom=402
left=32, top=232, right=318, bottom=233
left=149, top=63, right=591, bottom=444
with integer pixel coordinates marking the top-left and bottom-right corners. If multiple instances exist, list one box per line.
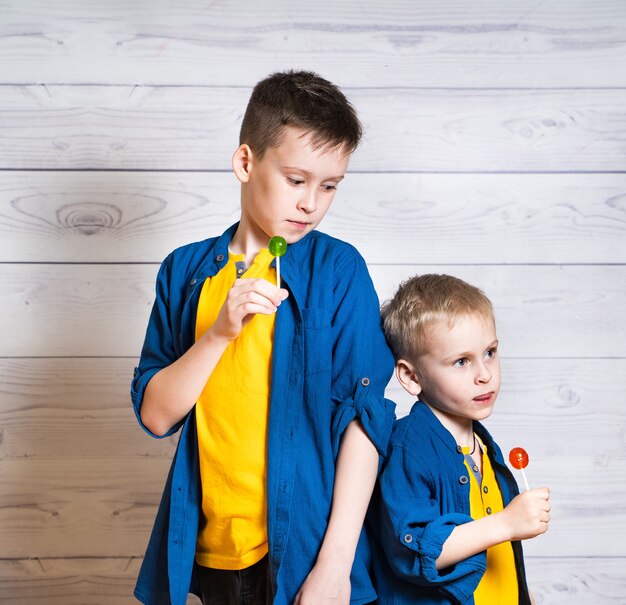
left=443, top=339, right=499, bottom=361
left=282, top=166, right=346, bottom=182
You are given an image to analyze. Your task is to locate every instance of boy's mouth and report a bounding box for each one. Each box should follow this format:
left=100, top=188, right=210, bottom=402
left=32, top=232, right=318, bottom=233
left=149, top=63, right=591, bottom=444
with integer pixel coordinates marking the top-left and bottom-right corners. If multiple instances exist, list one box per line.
left=287, top=220, right=310, bottom=230
left=473, top=392, right=494, bottom=403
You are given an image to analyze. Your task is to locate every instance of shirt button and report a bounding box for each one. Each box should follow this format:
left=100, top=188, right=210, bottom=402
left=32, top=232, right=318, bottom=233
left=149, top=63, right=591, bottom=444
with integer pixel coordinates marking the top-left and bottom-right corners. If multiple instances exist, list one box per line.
left=237, top=267, right=244, bottom=275
left=456, top=445, right=463, bottom=454
left=403, top=534, right=413, bottom=543
left=472, top=465, right=479, bottom=472
left=459, top=475, right=469, bottom=485
left=361, top=377, right=370, bottom=387
left=486, top=507, right=492, bottom=515
left=216, top=254, right=225, bottom=262
left=483, top=486, right=489, bottom=494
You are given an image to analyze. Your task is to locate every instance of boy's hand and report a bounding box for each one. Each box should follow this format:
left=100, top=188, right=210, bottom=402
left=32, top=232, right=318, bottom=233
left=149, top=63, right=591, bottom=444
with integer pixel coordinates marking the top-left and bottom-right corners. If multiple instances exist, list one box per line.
left=209, top=278, right=288, bottom=342
left=502, top=487, right=551, bottom=541
left=294, top=558, right=351, bottom=605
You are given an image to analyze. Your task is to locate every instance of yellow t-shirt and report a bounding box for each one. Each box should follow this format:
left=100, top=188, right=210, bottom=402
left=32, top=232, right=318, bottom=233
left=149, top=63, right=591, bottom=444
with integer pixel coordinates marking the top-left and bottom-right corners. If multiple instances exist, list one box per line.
left=194, top=248, right=275, bottom=570
left=463, top=438, right=519, bottom=604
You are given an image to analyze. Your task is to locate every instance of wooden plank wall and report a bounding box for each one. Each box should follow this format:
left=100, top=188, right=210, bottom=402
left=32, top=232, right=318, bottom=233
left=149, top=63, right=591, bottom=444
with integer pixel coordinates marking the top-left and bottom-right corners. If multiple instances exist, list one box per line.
left=1, top=1, right=625, bottom=602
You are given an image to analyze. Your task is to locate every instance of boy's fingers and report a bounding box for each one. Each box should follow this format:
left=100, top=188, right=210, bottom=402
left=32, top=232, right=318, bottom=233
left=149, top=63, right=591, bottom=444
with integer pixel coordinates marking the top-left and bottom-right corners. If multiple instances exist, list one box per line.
left=233, top=278, right=286, bottom=305
left=239, top=302, right=278, bottom=317
left=529, top=487, right=550, bottom=499
left=233, top=292, right=278, bottom=314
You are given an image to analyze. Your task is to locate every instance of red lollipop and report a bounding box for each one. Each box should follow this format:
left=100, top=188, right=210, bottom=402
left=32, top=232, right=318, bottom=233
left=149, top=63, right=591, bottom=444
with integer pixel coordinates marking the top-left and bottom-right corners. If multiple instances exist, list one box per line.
left=509, top=447, right=530, bottom=491
left=509, top=447, right=529, bottom=469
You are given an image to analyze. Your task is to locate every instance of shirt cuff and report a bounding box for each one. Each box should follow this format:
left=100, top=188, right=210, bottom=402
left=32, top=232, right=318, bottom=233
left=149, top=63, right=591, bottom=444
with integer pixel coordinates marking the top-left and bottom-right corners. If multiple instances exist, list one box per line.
left=331, top=376, right=396, bottom=456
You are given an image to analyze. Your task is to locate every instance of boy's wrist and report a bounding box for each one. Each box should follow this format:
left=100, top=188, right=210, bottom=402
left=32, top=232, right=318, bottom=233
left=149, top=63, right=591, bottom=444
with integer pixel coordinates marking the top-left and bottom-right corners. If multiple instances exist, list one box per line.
left=490, top=509, right=514, bottom=543
left=316, top=538, right=356, bottom=570
left=203, top=325, right=235, bottom=347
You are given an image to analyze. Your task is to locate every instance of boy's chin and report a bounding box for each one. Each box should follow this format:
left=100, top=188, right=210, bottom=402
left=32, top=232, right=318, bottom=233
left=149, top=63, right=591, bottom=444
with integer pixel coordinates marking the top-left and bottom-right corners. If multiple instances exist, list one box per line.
left=473, top=406, right=495, bottom=421
left=283, top=229, right=313, bottom=245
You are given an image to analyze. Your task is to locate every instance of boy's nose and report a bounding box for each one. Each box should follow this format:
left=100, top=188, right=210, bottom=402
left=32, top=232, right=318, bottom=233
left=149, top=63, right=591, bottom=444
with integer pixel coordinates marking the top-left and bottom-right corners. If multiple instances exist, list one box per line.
left=297, top=189, right=317, bottom=213
left=475, top=363, right=492, bottom=384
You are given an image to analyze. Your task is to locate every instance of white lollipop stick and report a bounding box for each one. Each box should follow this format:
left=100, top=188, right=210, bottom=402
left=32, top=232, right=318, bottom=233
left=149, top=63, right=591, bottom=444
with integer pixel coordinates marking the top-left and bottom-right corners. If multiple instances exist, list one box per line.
left=520, top=468, right=530, bottom=491
left=276, top=256, right=281, bottom=288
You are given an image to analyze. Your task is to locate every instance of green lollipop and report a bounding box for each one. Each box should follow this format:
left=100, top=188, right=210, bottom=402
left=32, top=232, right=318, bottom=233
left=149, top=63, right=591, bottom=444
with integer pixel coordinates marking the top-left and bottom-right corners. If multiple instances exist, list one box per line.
left=268, top=236, right=287, bottom=257
left=268, top=236, right=287, bottom=286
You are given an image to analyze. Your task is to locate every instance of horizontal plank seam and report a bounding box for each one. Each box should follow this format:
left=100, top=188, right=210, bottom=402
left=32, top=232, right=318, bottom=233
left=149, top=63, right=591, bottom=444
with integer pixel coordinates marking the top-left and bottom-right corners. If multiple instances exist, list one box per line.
left=2, top=84, right=626, bottom=92
left=1, top=168, right=626, bottom=175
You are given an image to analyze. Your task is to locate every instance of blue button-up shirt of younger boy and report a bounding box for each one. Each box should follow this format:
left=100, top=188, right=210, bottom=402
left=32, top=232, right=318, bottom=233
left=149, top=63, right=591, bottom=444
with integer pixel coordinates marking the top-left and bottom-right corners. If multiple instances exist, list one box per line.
left=368, top=401, right=531, bottom=604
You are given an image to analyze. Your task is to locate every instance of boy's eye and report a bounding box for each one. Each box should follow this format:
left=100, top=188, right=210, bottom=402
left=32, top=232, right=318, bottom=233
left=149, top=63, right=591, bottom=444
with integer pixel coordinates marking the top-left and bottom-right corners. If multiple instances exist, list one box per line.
left=287, top=177, right=304, bottom=186
left=322, top=183, right=337, bottom=192
left=485, top=348, right=497, bottom=359
left=454, top=358, right=467, bottom=368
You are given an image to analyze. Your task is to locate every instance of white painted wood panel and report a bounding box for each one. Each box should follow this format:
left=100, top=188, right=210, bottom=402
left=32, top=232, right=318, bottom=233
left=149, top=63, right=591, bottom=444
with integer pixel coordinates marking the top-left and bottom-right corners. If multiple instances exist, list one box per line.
left=1, top=171, right=625, bottom=264
left=1, top=86, right=626, bottom=171
left=524, top=558, right=626, bottom=604
left=0, top=557, right=143, bottom=605
left=4, top=264, right=623, bottom=357
left=1, top=1, right=625, bottom=88
left=0, top=456, right=168, bottom=558
left=0, top=358, right=178, bottom=460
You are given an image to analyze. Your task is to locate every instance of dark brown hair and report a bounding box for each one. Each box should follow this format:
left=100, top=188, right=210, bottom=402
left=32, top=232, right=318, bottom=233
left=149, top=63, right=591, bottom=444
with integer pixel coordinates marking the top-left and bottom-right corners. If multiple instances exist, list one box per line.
left=239, top=70, right=362, bottom=157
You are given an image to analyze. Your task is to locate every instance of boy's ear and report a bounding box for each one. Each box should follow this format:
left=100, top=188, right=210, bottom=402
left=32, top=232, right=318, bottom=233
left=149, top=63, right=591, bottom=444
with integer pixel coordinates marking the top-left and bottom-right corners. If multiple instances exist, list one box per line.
left=395, top=359, right=422, bottom=397
left=232, top=144, right=253, bottom=183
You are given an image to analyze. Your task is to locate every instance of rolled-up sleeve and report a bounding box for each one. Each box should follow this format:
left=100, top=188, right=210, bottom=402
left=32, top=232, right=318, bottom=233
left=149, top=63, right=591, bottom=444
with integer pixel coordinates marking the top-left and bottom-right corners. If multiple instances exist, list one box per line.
left=130, top=255, right=184, bottom=439
left=376, top=443, right=486, bottom=602
left=330, top=251, right=395, bottom=456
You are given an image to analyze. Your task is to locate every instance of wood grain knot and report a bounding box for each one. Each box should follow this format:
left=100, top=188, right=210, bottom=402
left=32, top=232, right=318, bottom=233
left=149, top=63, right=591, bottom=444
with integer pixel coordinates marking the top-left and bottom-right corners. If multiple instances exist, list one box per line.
left=57, top=203, right=122, bottom=235
left=606, top=194, right=626, bottom=213
left=548, top=385, right=581, bottom=408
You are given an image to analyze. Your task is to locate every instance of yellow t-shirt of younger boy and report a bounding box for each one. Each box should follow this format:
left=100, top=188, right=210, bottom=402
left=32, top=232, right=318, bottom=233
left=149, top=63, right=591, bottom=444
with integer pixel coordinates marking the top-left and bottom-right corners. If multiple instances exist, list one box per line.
left=463, top=438, right=519, bottom=604
left=194, top=248, right=275, bottom=570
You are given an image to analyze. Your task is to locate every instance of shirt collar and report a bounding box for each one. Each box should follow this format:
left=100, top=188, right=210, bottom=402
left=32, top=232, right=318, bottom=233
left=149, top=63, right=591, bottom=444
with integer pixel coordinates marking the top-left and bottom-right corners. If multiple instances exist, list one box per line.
left=193, top=222, right=239, bottom=281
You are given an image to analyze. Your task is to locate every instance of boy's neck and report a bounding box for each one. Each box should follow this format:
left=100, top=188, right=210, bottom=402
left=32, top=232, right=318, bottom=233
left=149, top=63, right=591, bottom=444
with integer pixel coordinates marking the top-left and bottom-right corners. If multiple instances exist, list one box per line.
left=230, top=222, right=266, bottom=267
left=424, top=401, right=474, bottom=448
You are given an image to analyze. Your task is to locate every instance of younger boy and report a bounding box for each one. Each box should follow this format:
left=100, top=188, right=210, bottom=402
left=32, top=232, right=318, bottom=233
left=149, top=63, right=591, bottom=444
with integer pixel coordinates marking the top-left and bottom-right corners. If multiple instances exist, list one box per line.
left=131, top=70, right=395, bottom=605
left=369, top=274, right=550, bottom=604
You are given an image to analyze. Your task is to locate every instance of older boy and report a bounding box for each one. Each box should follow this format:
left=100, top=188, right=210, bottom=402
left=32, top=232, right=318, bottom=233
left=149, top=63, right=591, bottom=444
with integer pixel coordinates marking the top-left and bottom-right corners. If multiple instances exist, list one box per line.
left=131, top=70, right=395, bottom=605
left=369, top=274, right=550, bottom=604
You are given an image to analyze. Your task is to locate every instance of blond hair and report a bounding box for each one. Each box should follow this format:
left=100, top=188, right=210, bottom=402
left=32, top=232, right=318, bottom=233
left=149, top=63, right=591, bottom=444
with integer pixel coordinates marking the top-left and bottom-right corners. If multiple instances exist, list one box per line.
left=381, top=274, right=494, bottom=362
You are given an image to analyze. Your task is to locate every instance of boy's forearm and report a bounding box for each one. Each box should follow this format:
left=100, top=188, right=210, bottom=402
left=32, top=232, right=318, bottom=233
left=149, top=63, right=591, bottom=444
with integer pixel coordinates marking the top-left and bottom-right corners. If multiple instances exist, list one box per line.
left=436, top=487, right=550, bottom=570
left=317, top=420, right=379, bottom=566
left=140, top=328, right=231, bottom=436
left=295, top=421, right=378, bottom=603
left=436, top=511, right=511, bottom=570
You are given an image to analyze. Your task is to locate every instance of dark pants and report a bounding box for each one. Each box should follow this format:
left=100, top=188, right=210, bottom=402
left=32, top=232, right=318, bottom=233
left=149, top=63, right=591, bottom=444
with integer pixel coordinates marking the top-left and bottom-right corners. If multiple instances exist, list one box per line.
left=197, top=555, right=271, bottom=605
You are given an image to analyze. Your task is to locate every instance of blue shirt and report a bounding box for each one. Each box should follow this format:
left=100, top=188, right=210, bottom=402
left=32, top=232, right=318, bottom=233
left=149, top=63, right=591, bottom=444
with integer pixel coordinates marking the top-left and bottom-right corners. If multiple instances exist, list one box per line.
left=368, top=402, right=531, bottom=605
left=131, top=223, right=396, bottom=605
